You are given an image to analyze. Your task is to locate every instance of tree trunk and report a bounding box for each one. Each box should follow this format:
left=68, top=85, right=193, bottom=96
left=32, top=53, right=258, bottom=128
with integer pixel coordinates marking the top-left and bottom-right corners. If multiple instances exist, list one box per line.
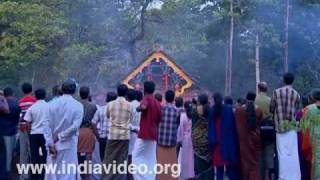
left=225, top=35, right=230, bottom=96
left=255, top=34, right=260, bottom=93
left=225, top=0, right=234, bottom=96
left=129, top=0, right=151, bottom=63
left=284, top=0, right=290, bottom=72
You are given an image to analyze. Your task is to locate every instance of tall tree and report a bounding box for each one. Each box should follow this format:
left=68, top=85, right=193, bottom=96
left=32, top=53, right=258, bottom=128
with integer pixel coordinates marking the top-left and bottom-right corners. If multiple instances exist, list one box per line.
left=255, top=33, right=260, bottom=92
left=225, top=0, right=234, bottom=96
left=129, top=0, right=153, bottom=63
left=284, top=0, right=290, bottom=72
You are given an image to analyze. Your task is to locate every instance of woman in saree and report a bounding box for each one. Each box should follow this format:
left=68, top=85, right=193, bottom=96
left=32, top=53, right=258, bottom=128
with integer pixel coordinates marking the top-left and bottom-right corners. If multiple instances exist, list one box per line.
left=301, top=89, right=320, bottom=180
left=177, top=101, right=195, bottom=180
left=235, top=91, right=262, bottom=180
left=192, top=94, right=214, bottom=179
left=208, top=93, right=238, bottom=180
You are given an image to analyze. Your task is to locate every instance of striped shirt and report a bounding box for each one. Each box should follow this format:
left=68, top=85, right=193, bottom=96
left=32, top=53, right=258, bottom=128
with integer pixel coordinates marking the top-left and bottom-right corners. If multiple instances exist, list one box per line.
left=157, top=103, right=180, bottom=147
left=19, top=95, right=36, bottom=114
left=18, top=95, right=36, bottom=131
left=130, top=100, right=141, bottom=132
left=92, top=105, right=108, bottom=138
left=270, top=85, right=301, bottom=133
left=107, top=97, right=133, bottom=140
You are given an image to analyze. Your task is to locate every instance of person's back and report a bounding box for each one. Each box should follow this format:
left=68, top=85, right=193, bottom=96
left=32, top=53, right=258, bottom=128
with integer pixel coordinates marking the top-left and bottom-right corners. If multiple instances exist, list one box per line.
left=0, top=87, right=21, bottom=176
left=157, top=90, right=180, bottom=180
left=271, top=86, right=299, bottom=118
left=103, top=84, right=132, bottom=180
left=255, top=82, right=275, bottom=180
left=49, top=94, right=83, bottom=142
left=192, top=94, right=214, bottom=179
left=0, top=97, right=20, bottom=136
left=158, top=95, right=180, bottom=146
left=80, top=100, right=97, bottom=124
left=24, top=88, right=48, bottom=180
left=19, top=95, right=36, bottom=113
left=133, top=81, right=161, bottom=180
left=270, top=77, right=300, bottom=133
left=18, top=87, right=32, bottom=177
left=24, top=92, right=48, bottom=135
left=301, top=89, right=320, bottom=180
left=235, top=91, right=262, bottom=180
left=79, top=86, right=97, bottom=127
left=256, top=93, right=271, bottom=119
left=209, top=93, right=238, bottom=180
left=130, top=100, right=141, bottom=131
left=19, top=83, right=36, bottom=115
left=139, top=94, right=161, bottom=140
left=270, top=73, right=301, bottom=180
left=107, top=96, right=132, bottom=140
left=44, top=79, right=84, bottom=180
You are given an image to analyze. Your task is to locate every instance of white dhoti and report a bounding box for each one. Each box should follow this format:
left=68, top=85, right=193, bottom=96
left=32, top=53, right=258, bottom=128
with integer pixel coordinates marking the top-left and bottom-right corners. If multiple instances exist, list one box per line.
left=276, top=130, right=301, bottom=180
left=132, top=138, right=157, bottom=180
left=129, top=133, right=138, bottom=155
left=91, top=140, right=101, bottom=180
left=45, top=137, right=80, bottom=180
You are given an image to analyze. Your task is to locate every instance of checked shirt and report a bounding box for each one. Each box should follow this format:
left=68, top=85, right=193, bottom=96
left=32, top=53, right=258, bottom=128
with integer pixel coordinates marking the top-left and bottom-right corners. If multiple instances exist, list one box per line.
left=157, top=103, right=180, bottom=147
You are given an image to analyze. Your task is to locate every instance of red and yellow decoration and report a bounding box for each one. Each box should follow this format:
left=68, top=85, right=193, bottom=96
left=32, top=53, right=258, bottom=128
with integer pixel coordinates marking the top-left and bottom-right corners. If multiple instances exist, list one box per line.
left=122, top=51, right=193, bottom=96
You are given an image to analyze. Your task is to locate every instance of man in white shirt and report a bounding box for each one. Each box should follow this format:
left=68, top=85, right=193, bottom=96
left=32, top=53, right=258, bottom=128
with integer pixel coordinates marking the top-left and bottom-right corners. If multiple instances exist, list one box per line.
left=92, top=92, right=117, bottom=160
left=44, top=79, right=84, bottom=180
left=127, top=89, right=141, bottom=180
left=24, top=88, right=48, bottom=180
left=127, top=90, right=141, bottom=158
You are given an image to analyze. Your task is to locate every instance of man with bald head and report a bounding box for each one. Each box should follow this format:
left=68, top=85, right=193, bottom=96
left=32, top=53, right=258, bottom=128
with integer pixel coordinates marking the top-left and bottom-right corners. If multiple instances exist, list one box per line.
left=255, top=82, right=275, bottom=180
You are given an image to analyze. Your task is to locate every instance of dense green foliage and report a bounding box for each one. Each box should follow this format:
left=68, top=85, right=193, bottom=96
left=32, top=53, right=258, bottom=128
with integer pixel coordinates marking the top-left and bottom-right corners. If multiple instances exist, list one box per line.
left=0, top=0, right=319, bottom=97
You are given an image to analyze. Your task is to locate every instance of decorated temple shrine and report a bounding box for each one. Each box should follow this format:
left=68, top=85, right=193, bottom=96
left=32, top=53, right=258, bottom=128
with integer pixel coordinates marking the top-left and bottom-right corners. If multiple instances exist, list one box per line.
left=122, top=51, right=197, bottom=97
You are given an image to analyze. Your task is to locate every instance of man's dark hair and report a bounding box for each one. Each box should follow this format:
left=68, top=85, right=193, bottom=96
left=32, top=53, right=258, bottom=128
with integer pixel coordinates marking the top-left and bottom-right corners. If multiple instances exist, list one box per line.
left=184, top=101, right=193, bottom=119
left=144, top=81, right=155, bottom=94
left=246, top=91, right=256, bottom=101
left=175, top=97, right=184, bottom=108
left=136, top=91, right=143, bottom=102
left=301, top=95, right=310, bottom=108
left=283, top=73, right=295, bottom=85
left=224, top=96, right=233, bottom=105
left=127, top=89, right=136, bottom=102
left=3, top=87, right=14, bottom=97
left=192, top=98, right=198, bottom=105
left=117, top=84, right=128, bottom=97
left=35, top=88, right=46, bottom=100
left=237, top=98, right=246, bottom=105
left=165, top=90, right=175, bottom=103
left=154, top=93, right=162, bottom=103
left=61, top=79, right=77, bottom=95
left=213, top=93, right=223, bottom=118
left=80, top=86, right=90, bottom=99
left=246, top=91, right=257, bottom=130
left=312, top=88, right=320, bottom=101
left=258, top=82, right=268, bottom=92
left=198, top=94, right=210, bottom=118
left=52, top=85, right=62, bottom=97
left=21, top=82, right=32, bottom=94
left=106, top=92, right=117, bottom=103
left=198, top=94, right=209, bottom=106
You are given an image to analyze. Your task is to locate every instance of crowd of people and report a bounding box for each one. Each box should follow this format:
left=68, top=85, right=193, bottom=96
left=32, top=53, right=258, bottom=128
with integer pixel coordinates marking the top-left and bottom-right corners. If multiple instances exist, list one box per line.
left=0, top=72, right=320, bottom=180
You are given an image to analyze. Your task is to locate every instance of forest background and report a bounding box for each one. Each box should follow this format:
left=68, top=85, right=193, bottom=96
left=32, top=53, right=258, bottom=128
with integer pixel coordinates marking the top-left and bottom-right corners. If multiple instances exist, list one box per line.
left=0, top=0, right=319, bottom=98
